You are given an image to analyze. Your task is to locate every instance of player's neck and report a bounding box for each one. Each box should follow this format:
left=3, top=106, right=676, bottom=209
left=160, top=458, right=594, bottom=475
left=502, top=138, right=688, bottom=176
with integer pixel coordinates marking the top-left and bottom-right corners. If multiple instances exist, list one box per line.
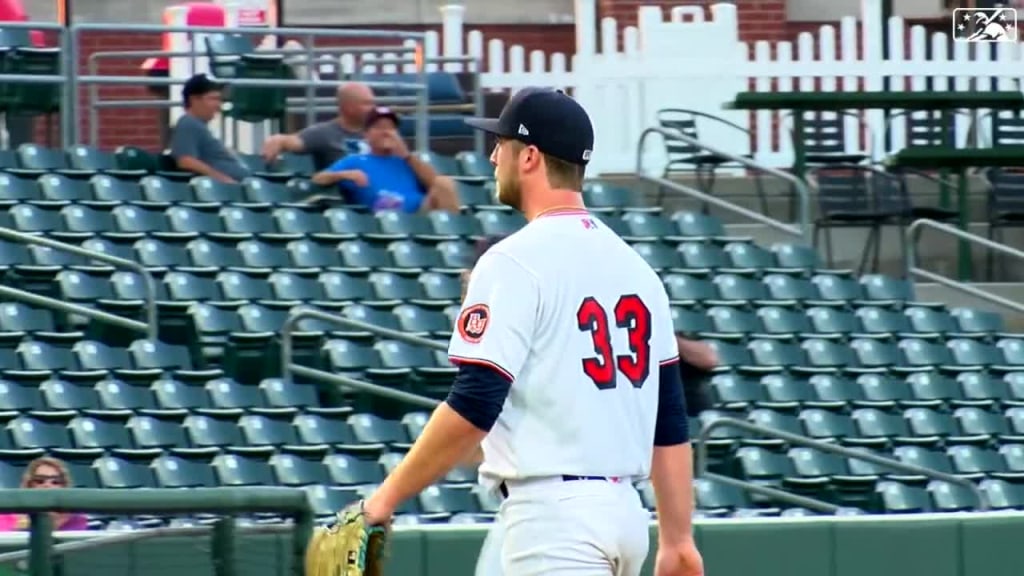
left=523, top=189, right=586, bottom=221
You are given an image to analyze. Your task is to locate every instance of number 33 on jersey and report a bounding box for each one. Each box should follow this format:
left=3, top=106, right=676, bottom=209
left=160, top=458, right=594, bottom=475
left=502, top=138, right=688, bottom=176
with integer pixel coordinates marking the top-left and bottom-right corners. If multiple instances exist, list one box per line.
left=446, top=220, right=679, bottom=480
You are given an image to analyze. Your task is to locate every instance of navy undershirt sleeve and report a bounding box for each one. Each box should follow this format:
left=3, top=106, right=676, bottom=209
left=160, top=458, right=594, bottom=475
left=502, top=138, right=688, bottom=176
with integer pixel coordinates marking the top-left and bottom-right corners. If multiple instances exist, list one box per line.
left=654, top=359, right=690, bottom=446
left=445, top=362, right=512, bottom=432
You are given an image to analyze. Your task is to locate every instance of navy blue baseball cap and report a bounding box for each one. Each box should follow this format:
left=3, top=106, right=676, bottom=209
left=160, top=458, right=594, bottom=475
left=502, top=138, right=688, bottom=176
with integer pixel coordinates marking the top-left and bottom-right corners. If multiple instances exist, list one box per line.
left=465, top=87, right=594, bottom=166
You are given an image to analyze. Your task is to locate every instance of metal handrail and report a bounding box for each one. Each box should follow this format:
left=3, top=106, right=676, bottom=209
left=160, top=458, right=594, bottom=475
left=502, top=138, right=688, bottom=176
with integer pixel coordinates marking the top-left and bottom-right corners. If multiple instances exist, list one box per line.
left=907, top=218, right=1024, bottom=315
left=636, top=126, right=813, bottom=245
left=698, top=417, right=989, bottom=511
left=0, top=285, right=147, bottom=337
left=701, top=471, right=841, bottom=514
left=281, top=307, right=443, bottom=410
left=0, top=228, right=158, bottom=340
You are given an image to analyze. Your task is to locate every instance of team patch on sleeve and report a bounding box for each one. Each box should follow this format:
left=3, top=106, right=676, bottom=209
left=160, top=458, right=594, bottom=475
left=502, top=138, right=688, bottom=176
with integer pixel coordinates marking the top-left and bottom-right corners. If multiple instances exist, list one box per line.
left=457, top=304, right=490, bottom=343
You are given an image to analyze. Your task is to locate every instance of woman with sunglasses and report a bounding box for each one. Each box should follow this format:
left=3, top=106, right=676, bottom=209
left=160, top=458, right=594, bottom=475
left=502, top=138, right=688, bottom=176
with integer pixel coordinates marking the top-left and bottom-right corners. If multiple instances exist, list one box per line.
left=0, top=457, right=89, bottom=531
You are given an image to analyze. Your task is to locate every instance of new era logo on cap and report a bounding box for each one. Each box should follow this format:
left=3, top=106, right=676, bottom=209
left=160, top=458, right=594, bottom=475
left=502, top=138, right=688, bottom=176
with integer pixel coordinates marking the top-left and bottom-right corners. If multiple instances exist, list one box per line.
left=463, top=87, right=595, bottom=167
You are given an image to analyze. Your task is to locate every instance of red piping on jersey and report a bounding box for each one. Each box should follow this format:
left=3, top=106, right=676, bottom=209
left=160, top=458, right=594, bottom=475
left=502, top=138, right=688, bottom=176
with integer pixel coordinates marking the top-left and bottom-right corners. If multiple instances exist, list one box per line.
left=659, top=356, right=680, bottom=366
left=535, top=208, right=590, bottom=218
left=449, top=355, right=515, bottom=382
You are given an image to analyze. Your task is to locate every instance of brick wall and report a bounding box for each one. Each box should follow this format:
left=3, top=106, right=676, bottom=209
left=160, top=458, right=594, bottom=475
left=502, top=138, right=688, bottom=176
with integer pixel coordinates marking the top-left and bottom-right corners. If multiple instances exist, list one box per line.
left=598, top=0, right=789, bottom=43
left=47, top=24, right=574, bottom=152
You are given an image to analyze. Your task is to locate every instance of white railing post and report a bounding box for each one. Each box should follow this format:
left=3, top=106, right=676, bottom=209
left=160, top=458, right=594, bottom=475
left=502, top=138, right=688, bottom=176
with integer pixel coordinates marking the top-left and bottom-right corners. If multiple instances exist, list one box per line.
left=440, top=3, right=466, bottom=72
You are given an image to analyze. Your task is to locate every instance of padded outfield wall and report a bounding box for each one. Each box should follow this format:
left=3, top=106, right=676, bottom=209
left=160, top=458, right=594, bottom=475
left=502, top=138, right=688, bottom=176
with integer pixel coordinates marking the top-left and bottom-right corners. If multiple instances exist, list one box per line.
left=1, top=512, right=1023, bottom=576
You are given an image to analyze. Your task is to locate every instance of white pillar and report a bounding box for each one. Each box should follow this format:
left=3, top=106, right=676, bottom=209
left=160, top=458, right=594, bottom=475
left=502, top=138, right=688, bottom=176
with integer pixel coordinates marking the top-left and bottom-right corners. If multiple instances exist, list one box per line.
left=440, top=4, right=466, bottom=72
left=575, top=0, right=598, bottom=58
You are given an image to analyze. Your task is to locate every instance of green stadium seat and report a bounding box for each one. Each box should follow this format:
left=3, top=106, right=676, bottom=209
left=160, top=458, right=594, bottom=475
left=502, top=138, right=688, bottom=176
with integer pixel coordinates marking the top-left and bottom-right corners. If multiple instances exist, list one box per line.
left=959, top=372, right=1017, bottom=406
left=0, top=302, right=65, bottom=339
left=632, top=242, right=681, bottom=271
left=947, top=445, right=1024, bottom=481
left=221, top=206, right=281, bottom=236
left=191, top=177, right=244, bottom=203
left=705, top=306, right=761, bottom=337
left=950, top=307, right=1006, bottom=335
left=238, top=239, right=290, bottom=269
left=898, top=338, right=956, bottom=369
left=293, top=413, right=374, bottom=454
left=94, top=456, right=156, bottom=489
left=435, top=240, right=475, bottom=268
left=905, top=372, right=969, bottom=409
left=17, top=145, right=88, bottom=177
left=392, top=304, right=452, bottom=339
left=0, top=172, right=42, bottom=204
left=723, top=242, right=776, bottom=270
left=695, top=477, right=774, bottom=517
left=848, top=338, right=899, bottom=371
left=218, top=270, right=275, bottom=302
left=419, top=271, right=461, bottom=301
left=428, top=210, right=483, bottom=238
left=860, top=274, right=915, bottom=304
left=140, top=176, right=193, bottom=204
left=415, top=151, right=460, bottom=176
left=267, top=273, right=328, bottom=306
left=152, top=454, right=217, bottom=488
left=679, top=242, right=729, bottom=269
left=388, top=240, right=447, bottom=270
left=761, top=375, right=817, bottom=409
left=348, top=413, right=412, bottom=450
left=239, top=414, right=319, bottom=454
left=305, top=485, right=361, bottom=518
left=126, top=415, right=189, bottom=452
left=904, top=407, right=982, bottom=445
left=811, top=273, right=864, bottom=302
left=324, top=208, right=383, bottom=237
left=417, top=484, right=480, bottom=519
left=236, top=304, right=287, bottom=334
left=756, top=306, right=813, bottom=337
left=273, top=153, right=315, bottom=178
left=68, top=416, right=140, bottom=454
left=7, top=415, right=80, bottom=456
left=40, top=173, right=94, bottom=202
left=596, top=214, right=629, bottom=236
left=877, top=481, right=931, bottom=513
left=94, top=379, right=164, bottom=414
left=1000, top=444, right=1024, bottom=472
left=736, top=446, right=796, bottom=485
left=659, top=272, right=716, bottom=305
left=770, top=243, right=821, bottom=270
left=453, top=180, right=493, bottom=208
left=89, top=174, right=144, bottom=203
left=188, top=239, right=244, bottom=269
left=204, top=378, right=265, bottom=412
left=323, top=453, right=384, bottom=486
left=167, top=206, right=233, bottom=237
left=0, top=379, right=48, bottom=413
left=339, top=240, right=394, bottom=269
left=273, top=207, right=337, bottom=240
left=713, top=274, right=771, bottom=303
left=134, top=238, right=189, bottom=269
left=0, top=461, right=23, bottom=489
left=67, top=146, right=146, bottom=179
left=620, top=213, right=678, bottom=240
left=855, top=306, right=912, bottom=336
left=670, top=307, right=712, bottom=336
left=582, top=182, right=655, bottom=214
left=928, top=480, right=979, bottom=512
left=801, top=408, right=884, bottom=448
left=341, top=304, right=400, bottom=333
left=476, top=210, right=526, bottom=237
left=748, top=339, right=806, bottom=371
left=61, top=204, right=119, bottom=236
left=672, top=211, right=730, bottom=240
left=82, top=237, right=135, bottom=262
left=947, top=339, right=1003, bottom=369
left=455, top=151, right=494, bottom=179
left=703, top=340, right=752, bottom=368
left=242, top=178, right=288, bottom=204
left=787, top=447, right=878, bottom=495
left=762, top=274, right=820, bottom=303
left=112, top=205, right=171, bottom=236
left=182, top=414, right=246, bottom=451
left=997, top=338, right=1024, bottom=367
left=979, top=478, right=1024, bottom=509
left=891, top=446, right=954, bottom=478
left=212, top=453, right=276, bottom=487
left=269, top=453, right=329, bottom=486
left=376, top=211, right=435, bottom=239
left=151, top=377, right=214, bottom=413
left=955, top=406, right=1023, bottom=443
left=903, top=306, right=958, bottom=336
left=261, top=378, right=348, bottom=416
left=286, top=239, right=344, bottom=270
left=747, top=408, right=803, bottom=443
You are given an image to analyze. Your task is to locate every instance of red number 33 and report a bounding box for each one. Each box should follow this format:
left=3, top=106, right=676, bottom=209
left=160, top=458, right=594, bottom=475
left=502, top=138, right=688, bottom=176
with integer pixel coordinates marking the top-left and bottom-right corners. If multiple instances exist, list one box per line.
left=576, top=295, right=652, bottom=390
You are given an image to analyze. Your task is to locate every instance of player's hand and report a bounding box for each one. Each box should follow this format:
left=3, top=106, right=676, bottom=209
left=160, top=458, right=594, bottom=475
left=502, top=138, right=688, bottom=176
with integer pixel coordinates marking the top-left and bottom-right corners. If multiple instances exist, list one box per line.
left=655, top=537, right=704, bottom=576
left=360, top=493, right=394, bottom=527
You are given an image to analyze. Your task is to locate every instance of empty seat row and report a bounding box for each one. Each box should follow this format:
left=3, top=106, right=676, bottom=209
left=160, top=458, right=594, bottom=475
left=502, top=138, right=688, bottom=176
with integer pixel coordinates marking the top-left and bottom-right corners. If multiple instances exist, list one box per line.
left=709, top=371, right=1024, bottom=410
left=702, top=406, right=1024, bottom=447
left=666, top=272, right=918, bottom=305
left=708, top=337, right=1024, bottom=371
left=677, top=304, right=1007, bottom=339
left=0, top=412, right=424, bottom=456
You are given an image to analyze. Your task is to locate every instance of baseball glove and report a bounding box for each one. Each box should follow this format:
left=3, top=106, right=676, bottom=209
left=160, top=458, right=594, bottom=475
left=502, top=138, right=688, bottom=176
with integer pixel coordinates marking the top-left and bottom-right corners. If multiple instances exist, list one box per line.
left=305, top=501, right=390, bottom=576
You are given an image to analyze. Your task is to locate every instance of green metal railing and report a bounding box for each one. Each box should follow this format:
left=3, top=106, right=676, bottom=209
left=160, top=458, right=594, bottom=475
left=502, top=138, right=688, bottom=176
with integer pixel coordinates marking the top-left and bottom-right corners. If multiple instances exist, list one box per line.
left=0, top=488, right=313, bottom=576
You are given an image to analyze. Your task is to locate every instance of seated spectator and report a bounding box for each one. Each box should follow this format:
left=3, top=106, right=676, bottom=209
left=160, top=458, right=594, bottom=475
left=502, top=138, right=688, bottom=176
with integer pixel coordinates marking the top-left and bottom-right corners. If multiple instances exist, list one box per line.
left=262, top=81, right=463, bottom=208
left=262, top=82, right=373, bottom=171
left=311, top=107, right=459, bottom=213
left=170, top=74, right=251, bottom=183
left=0, top=457, right=88, bottom=531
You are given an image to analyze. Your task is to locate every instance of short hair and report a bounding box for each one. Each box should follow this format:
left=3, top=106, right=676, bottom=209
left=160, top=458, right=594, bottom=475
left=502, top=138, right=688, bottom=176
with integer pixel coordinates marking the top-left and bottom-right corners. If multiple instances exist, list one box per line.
left=505, top=139, right=585, bottom=191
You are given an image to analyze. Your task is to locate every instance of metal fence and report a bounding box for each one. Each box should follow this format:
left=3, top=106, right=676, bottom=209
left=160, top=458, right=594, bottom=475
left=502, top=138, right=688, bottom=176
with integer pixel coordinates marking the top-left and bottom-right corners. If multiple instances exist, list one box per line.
left=0, top=21, right=485, bottom=151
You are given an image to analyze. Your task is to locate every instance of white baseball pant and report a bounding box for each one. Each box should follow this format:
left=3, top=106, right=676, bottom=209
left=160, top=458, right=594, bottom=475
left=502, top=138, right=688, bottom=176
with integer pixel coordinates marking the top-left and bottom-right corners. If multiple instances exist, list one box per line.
left=474, top=476, right=650, bottom=576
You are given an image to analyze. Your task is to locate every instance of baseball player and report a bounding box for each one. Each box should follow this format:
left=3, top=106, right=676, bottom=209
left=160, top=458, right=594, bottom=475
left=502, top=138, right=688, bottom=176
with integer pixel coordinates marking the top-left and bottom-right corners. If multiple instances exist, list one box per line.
left=360, top=87, right=704, bottom=576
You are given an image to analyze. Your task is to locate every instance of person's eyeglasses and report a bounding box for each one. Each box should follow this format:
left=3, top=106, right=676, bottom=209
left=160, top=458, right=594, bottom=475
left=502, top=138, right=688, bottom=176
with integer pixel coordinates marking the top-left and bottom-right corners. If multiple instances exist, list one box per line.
left=30, top=475, right=65, bottom=487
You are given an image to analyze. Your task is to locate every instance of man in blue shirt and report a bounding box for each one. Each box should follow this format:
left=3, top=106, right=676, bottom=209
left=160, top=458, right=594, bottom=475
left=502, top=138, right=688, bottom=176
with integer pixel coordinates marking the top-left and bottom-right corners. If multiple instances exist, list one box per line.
left=311, top=107, right=460, bottom=213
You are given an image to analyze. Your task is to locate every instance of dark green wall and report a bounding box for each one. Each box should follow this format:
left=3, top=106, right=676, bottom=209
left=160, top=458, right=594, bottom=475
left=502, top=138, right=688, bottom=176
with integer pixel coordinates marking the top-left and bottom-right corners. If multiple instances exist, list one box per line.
left=2, top=514, right=1023, bottom=576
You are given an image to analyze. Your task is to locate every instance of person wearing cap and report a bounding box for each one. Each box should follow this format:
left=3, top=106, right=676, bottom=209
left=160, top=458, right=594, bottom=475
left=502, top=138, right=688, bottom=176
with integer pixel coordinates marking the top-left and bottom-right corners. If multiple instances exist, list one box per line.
left=356, top=87, right=704, bottom=576
left=309, top=106, right=459, bottom=213
left=169, top=74, right=251, bottom=183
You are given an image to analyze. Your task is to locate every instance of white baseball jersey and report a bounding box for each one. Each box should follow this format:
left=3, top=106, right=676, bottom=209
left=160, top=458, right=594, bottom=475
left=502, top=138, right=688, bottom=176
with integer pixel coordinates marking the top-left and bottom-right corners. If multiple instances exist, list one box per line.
left=448, top=208, right=679, bottom=488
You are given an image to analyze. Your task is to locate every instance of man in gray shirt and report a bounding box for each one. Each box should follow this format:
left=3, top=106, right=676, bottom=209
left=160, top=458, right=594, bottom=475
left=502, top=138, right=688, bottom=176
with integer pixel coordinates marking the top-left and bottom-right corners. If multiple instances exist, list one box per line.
left=262, top=82, right=461, bottom=208
left=170, top=74, right=251, bottom=183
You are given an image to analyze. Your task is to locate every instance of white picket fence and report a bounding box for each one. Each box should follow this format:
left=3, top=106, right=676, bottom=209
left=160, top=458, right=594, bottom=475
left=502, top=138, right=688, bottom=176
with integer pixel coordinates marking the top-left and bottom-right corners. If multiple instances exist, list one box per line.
left=337, top=0, right=1024, bottom=175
